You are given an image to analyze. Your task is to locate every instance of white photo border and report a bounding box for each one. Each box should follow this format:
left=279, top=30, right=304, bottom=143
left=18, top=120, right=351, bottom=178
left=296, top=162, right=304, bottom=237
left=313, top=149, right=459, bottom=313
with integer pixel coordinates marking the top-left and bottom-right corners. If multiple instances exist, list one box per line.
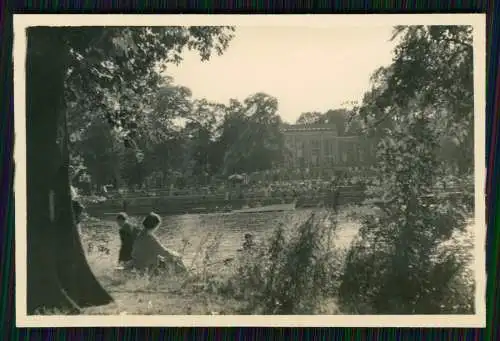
left=14, top=13, right=487, bottom=328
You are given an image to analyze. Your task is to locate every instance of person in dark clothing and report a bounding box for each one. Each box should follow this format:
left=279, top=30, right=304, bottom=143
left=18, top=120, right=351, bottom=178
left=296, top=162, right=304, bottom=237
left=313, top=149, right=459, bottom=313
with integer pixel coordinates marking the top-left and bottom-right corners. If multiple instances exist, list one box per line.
left=242, top=233, right=255, bottom=251
left=72, top=199, right=84, bottom=224
left=116, top=212, right=139, bottom=265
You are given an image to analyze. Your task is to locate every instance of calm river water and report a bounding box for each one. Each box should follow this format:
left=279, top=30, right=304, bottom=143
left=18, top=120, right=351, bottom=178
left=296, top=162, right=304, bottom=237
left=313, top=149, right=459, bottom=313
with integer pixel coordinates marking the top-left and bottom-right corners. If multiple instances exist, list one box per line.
left=89, top=206, right=476, bottom=275
left=97, top=208, right=361, bottom=267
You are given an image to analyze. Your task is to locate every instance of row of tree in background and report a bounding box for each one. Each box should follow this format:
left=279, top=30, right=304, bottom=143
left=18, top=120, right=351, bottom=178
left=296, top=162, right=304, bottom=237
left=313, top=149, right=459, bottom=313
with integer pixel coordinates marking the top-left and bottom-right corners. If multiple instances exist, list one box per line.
left=66, top=25, right=473, bottom=194
left=68, top=78, right=368, bottom=192
left=69, top=52, right=472, bottom=194
left=69, top=89, right=288, bottom=191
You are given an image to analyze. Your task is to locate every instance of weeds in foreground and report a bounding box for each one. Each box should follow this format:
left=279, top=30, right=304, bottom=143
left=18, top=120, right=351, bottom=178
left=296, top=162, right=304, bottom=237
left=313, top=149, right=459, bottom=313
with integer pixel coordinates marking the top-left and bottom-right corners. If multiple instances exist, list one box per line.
left=222, top=211, right=345, bottom=314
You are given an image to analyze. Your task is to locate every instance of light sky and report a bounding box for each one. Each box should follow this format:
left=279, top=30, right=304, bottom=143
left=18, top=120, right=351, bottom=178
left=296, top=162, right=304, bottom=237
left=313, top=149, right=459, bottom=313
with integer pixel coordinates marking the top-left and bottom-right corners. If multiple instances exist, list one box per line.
left=165, top=26, right=398, bottom=123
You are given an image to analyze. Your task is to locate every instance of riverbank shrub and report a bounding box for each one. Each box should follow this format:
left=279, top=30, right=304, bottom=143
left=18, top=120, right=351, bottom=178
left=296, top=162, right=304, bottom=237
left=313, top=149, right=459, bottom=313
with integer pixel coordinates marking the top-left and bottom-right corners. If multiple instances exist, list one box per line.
left=224, top=210, right=345, bottom=314
left=338, top=109, right=474, bottom=314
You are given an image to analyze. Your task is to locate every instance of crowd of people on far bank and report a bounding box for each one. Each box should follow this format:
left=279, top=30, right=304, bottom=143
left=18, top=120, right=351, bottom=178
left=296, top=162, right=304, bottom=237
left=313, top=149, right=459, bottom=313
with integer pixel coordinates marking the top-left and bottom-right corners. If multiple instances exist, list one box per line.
left=99, top=174, right=369, bottom=202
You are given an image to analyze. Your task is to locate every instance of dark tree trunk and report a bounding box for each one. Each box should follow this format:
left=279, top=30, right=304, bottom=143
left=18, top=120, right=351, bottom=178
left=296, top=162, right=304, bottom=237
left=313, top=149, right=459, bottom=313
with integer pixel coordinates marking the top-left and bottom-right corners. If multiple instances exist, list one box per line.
left=26, top=27, right=113, bottom=314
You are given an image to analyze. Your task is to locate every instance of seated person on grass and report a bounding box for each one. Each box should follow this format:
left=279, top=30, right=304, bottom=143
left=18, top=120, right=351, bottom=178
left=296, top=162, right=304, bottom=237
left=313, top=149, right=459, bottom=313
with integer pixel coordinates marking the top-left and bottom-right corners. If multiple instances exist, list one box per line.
left=131, top=212, right=187, bottom=274
left=236, top=233, right=255, bottom=253
left=72, top=199, right=84, bottom=225
left=116, top=212, right=139, bottom=268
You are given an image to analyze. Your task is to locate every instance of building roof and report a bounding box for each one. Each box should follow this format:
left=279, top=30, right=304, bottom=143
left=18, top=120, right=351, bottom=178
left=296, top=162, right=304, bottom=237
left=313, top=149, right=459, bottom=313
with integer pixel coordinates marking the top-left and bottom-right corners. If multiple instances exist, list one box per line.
left=280, top=123, right=366, bottom=139
left=280, top=123, right=337, bottom=133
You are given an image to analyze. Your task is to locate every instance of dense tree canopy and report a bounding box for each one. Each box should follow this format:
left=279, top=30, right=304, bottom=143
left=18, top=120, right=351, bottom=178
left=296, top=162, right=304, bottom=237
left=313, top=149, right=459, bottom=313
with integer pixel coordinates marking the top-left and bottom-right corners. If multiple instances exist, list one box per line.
left=65, top=27, right=238, bottom=190
left=296, top=108, right=360, bottom=135
left=220, top=93, right=284, bottom=175
left=70, top=86, right=288, bottom=189
left=355, top=25, right=473, bottom=173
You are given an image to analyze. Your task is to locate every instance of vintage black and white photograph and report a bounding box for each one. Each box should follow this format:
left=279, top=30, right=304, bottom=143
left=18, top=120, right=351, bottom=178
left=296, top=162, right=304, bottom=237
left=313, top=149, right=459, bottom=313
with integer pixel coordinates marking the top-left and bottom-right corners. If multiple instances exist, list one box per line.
left=15, top=14, right=486, bottom=327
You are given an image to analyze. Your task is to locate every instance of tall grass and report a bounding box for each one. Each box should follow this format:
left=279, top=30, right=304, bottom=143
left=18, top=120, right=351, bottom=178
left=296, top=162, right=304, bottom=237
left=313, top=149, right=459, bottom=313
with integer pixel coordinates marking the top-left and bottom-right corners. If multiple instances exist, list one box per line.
left=222, top=210, right=345, bottom=314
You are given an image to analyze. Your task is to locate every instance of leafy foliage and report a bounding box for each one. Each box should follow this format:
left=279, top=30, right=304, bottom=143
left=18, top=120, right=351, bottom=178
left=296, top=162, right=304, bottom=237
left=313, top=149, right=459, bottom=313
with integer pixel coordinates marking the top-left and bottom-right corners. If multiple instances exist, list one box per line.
left=71, top=89, right=288, bottom=189
left=64, top=27, right=235, bottom=189
left=355, top=25, right=473, bottom=173
left=228, top=211, right=343, bottom=314
left=338, top=26, right=474, bottom=314
left=296, top=111, right=323, bottom=125
left=296, top=108, right=360, bottom=135
left=340, top=107, right=472, bottom=314
left=220, top=93, right=285, bottom=175
left=65, top=27, right=234, bottom=132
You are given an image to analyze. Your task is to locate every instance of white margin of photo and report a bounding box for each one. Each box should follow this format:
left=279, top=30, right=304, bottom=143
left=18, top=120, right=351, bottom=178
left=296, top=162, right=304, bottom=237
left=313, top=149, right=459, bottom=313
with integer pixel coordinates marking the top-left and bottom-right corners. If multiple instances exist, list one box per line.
left=14, top=13, right=487, bottom=328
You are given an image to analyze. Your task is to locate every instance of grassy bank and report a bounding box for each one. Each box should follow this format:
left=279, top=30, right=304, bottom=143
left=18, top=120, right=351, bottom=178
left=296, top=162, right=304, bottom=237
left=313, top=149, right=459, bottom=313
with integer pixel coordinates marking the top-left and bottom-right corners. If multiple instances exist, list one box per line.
left=79, top=219, right=240, bottom=315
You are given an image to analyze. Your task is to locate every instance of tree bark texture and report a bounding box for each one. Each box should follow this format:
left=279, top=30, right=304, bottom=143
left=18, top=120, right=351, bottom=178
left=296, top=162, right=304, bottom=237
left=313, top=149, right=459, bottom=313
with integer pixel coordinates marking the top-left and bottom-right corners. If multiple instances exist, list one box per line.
left=26, top=27, right=113, bottom=314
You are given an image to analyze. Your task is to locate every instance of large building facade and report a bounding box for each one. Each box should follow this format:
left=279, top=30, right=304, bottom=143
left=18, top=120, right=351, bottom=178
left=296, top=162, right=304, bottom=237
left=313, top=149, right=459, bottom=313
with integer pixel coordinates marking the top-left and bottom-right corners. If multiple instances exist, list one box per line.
left=280, top=124, right=374, bottom=174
